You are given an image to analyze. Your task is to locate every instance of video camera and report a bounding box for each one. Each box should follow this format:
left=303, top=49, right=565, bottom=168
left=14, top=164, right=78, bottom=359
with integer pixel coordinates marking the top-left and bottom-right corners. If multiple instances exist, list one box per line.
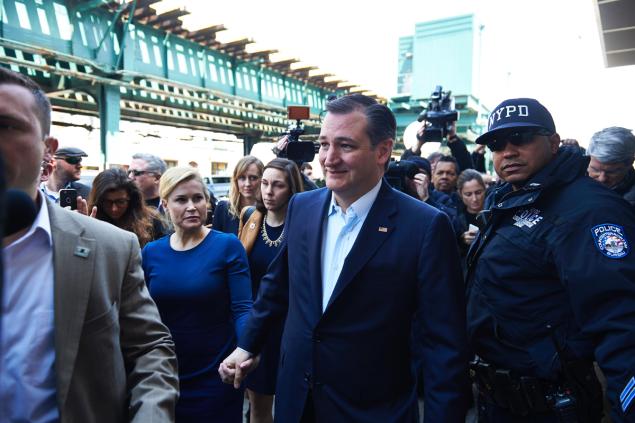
left=279, top=106, right=317, bottom=164
left=385, top=160, right=419, bottom=195
left=417, top=85, right=459, bottom=142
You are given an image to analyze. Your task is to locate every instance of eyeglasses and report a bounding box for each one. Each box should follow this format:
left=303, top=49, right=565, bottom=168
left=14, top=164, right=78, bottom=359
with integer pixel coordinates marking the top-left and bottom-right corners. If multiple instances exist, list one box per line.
left=56, top=156, right=83, bottom=165
left=588, top=164, right=630, bottom=178
left=128, top=169, right=155, bottom=177
left=102, top=198, right=130, bottom=208
left=487, top=129, right=553, bottom=152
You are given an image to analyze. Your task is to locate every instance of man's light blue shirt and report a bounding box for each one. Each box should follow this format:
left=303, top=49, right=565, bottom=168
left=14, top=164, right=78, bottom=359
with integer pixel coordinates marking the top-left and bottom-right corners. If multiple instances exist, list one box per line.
left=1, top=195, right=59, bottom=423
left=321, top=179, right=382, bottom=312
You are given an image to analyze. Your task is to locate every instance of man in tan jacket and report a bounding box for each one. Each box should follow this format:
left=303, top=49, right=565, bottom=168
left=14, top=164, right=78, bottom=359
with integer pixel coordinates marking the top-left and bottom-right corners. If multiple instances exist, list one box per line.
left=0, top=67, right=178, bottom=422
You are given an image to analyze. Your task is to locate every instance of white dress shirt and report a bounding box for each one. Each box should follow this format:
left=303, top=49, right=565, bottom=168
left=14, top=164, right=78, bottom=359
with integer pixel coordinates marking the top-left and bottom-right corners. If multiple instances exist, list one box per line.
left=1, top=195, right=59, bottom=423
left=321, top=179, right=382, bottom=311
left=39, top=182, right=59, bottom=203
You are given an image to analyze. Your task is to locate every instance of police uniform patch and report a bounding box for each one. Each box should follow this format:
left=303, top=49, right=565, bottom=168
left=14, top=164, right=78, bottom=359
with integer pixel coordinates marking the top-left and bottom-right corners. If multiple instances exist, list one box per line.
left=621, top=376, right=635, bottom=413
left=591, top=223, right=630, bottom=259
left=513, top=208, right=543, bottom=229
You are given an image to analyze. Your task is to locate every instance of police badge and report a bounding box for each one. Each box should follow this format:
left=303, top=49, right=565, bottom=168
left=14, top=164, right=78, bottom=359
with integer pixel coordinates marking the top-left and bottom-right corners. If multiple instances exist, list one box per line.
left=591, top=223, right=630, bottom=259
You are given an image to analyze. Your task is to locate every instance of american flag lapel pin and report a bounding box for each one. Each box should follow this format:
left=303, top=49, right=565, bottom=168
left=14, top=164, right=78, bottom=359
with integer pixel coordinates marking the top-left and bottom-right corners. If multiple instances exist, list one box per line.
left=378, top=226, right=388, bottom=233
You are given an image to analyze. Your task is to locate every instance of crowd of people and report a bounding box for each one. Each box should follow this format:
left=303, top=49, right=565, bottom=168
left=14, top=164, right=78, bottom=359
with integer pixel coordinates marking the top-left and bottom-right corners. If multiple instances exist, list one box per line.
left=2, top=67, right=635, bottom=423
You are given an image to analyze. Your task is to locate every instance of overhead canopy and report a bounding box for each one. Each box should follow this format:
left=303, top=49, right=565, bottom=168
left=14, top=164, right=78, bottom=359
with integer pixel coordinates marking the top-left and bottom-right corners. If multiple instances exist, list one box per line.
left=595, top=0, right=635, bottom=67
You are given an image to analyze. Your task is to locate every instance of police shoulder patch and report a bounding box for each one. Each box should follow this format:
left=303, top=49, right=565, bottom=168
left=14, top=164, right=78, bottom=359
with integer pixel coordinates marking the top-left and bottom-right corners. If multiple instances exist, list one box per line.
left=620, top=376, right=635, bottom=413
left=591, top=223, right=630, bottom=259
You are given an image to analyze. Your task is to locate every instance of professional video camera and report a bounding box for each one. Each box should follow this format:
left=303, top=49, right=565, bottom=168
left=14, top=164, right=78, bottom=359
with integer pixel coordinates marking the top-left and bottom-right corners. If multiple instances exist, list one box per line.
left=416, top=85, right=459, bottom=142
left=385, top=160, right=419, bottom=195
left=278, top=106, right=317, bottom=164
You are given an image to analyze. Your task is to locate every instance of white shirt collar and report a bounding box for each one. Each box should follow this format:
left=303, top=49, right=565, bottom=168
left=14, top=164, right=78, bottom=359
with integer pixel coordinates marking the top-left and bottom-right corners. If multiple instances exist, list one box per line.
left=328, top=178, right=383, bottom=219
left=7, top=192, right=53, bottom=249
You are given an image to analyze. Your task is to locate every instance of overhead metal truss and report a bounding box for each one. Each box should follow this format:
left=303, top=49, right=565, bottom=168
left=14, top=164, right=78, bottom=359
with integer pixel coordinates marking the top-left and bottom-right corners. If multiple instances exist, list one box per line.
left=0, top=0, right=386, bottom=161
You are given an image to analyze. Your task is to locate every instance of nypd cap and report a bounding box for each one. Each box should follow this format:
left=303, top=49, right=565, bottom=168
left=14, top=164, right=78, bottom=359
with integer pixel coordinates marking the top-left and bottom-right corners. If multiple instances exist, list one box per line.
left=476, top=98, right=556, bottom=145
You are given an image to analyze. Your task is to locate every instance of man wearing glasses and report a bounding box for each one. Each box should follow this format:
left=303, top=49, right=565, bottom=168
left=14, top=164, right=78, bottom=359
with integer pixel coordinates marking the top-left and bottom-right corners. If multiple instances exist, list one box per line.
left=128, top=152, right=166, bottom=211
left=587, top=127, right=635, bottom=209
left=466, top=98, right=635, bottom=422
left=42, top=146, right=90, bottom=201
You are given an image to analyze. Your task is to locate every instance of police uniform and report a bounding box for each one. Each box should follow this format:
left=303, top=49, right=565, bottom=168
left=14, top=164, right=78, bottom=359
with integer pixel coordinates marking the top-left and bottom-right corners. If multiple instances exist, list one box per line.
left=467, top=99, right=635, bottom=423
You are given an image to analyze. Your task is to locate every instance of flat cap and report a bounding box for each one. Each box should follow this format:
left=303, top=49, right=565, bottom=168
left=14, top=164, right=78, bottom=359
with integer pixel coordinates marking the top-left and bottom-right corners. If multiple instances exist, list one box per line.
left=55, top=147, right=88, bottom=158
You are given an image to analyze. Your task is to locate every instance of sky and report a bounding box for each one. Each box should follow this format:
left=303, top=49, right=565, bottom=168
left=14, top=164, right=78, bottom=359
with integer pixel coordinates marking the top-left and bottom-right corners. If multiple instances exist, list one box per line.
left=155, top=0, right=635, bottom=146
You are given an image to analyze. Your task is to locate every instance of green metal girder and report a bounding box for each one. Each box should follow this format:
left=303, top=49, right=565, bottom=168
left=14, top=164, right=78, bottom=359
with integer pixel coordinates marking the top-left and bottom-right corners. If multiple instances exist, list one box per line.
left=69, top=0, right=112, bottom=13
left=0, top=0, right=349, bottom=144
left=97, top=84, right=120, bottom=167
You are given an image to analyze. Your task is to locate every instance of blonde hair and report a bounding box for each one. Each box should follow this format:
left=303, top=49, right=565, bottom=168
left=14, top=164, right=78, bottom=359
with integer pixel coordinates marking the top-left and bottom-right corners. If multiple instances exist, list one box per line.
left=159, top=167, right=209, bottom=202
left=228, top=156, right=264, bottom=218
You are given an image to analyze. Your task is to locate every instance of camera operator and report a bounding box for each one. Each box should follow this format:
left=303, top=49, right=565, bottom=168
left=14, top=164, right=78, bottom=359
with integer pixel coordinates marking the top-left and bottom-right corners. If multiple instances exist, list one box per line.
left=271, top=136, right=318, bottom=191
left=402, top=122, right=474, bottom=173
left=270, top=105, right=320, bottom=192
left=391, top=157, right=462, bottom=239
left=404, top=157, right=450, bottom=207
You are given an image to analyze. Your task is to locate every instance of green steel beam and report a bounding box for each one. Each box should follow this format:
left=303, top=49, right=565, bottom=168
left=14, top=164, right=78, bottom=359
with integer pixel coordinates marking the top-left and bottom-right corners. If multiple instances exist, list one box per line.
left=97, top=84, right=120, bottom=168
left=114, top=0, right=136, bottom=70
left=0, top=0, right=350, bottom=145
left=70, top=0, right=111, bottom=13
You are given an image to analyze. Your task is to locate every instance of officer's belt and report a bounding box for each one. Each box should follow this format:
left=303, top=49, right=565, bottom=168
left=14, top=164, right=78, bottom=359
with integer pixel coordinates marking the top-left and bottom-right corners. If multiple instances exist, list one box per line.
left=469, top=358, right=590, bottom=417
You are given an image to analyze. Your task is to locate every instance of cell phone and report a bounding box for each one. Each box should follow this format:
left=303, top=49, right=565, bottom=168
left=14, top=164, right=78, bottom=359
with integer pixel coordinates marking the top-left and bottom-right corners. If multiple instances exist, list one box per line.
left=468, top=223, right=479, bottom=233
left=59, top=188, right=78, bottom=210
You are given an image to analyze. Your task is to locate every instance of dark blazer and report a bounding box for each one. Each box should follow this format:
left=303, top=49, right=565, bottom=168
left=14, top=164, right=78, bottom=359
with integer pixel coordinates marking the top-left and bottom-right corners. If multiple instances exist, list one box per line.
left=239, top=180, right=470, bottom=423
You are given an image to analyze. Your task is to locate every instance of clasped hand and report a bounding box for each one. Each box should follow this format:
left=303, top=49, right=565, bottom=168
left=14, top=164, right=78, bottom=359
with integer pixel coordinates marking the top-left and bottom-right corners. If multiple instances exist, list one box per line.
left=218, top=348, right=260, bottom=389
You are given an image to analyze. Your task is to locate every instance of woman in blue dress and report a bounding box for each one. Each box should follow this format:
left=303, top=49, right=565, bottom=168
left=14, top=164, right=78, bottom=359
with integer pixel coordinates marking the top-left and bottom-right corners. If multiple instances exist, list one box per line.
left=212, top=156, right=263, bottom=235
left=142, top=167, right=253, bottom=422
left=237, top=158, right=304, bottom=423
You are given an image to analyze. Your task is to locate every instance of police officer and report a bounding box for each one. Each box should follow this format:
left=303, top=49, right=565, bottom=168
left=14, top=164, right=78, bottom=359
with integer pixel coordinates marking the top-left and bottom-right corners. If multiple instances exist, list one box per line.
left=466, top=98, right=635, bottom=422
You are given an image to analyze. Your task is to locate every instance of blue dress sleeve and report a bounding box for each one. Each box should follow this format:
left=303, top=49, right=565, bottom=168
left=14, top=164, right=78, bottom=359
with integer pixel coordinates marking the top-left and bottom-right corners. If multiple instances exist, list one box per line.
left=223, top=234, right=253, bottom=339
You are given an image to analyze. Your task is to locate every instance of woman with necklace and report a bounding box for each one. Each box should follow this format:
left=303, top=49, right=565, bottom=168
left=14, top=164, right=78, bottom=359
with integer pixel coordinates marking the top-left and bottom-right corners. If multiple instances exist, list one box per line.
left=142, top=167, right=252, bottom=422
left=237, top=158, right=304, bottom=423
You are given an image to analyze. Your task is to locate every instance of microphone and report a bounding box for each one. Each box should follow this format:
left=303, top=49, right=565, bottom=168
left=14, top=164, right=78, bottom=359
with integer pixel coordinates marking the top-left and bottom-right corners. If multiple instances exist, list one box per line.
left=5, top=189, right=37, bottom=237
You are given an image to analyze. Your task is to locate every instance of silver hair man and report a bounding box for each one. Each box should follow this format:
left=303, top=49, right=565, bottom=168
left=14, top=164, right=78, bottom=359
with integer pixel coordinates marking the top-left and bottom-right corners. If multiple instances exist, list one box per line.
left=129, top=153, right=167, bottom=208
left=132, top=152, right=167, bottom=175
left=587, top=126, right=635, bottom=206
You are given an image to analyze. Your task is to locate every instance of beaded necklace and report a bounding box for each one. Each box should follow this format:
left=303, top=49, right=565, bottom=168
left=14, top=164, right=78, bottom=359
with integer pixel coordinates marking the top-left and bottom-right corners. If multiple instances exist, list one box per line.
left=261, top=214, right=284, bottom=247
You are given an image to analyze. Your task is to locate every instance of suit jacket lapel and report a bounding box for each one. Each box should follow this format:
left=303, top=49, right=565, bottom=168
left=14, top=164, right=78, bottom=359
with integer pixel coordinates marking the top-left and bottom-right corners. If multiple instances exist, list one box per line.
left=306, top=189, right=331, bottom=319
left=48, top=202, right=96, bottom=407
left=325, top=181, right=397, bottom=311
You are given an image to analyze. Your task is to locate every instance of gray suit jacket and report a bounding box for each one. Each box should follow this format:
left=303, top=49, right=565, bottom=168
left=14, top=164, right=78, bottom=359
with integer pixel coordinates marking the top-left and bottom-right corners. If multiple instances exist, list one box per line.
left=47, top=201, right=178, bottom=423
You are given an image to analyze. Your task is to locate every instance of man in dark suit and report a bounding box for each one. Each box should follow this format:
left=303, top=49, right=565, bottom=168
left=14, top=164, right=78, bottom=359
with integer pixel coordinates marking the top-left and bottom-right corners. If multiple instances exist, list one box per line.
left=220, top=94, right=469, bottom=422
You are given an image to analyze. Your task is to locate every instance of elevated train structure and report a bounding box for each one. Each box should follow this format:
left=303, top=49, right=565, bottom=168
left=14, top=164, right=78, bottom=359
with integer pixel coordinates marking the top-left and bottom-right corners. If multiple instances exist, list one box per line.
left=0, top=0, right=379, bottom=171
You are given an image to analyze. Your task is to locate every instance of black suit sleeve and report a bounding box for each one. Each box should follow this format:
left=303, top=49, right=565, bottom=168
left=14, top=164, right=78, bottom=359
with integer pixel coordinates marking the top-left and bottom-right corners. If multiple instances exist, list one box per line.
left=416, top=211, right=470, bottom=422
left=237, top=196, right=296, bottom=354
